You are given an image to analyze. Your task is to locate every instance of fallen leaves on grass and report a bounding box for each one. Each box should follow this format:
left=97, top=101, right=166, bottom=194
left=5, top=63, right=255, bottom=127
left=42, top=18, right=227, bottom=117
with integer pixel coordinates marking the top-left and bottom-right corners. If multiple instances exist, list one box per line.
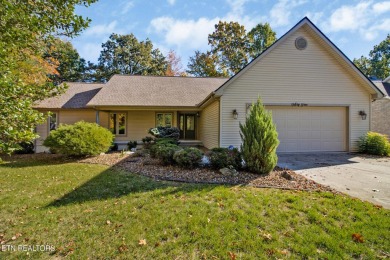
left=228, top=251, right=236, bottom=260
left=118, top=244, right=128, bottom=253
left=11, top=233, right=22, bottom=240
left=352, top=233, right=364, bottom=243
left=138, top=239, right=147, bottom=246
left=259, top=229, right=272, bottom=241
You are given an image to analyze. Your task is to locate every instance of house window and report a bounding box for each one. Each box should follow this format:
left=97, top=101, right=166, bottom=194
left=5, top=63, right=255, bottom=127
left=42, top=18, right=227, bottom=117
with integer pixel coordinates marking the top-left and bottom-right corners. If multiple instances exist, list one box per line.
left=156, top=113, right=172, bottom=127
left=49, top=113, right=58, bottom=132
left=109, top=113, right=126, bottom=135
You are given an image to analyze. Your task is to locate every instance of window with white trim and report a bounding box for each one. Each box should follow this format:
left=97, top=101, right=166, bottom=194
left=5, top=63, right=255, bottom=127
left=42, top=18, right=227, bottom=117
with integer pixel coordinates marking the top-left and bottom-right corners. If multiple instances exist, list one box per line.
left=156, top=113, right=172, bottom=127
left=109, top=113, right=126, bottom=135
left=49, top=113, right=58, bottom=132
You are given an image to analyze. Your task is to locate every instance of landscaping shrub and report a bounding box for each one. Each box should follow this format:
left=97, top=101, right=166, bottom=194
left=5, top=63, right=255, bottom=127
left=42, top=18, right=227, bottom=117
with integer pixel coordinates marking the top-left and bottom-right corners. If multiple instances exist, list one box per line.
left=14, top=142, right=34, bottom=154
left=149, top=126, right=180, bottom=140
left=109, top=143, right=118, bottom=152
left=155, top=143, right=181, bottom=165
left=240, top=98, right=279, bottom=174
left=208, top=147, right=242, bottom=170
left=142, top=136, right=154, bottom=149
left=155, top=138, right=179, bottom=145
left=173, top=147, right=204, bottom=168
left=127, top=141, right=137, bottom=150
left=358, top=131, right=390, bottom=156
left=43, top=121, right=114, bottom=157
left=150, top=138, right=179, bottom=158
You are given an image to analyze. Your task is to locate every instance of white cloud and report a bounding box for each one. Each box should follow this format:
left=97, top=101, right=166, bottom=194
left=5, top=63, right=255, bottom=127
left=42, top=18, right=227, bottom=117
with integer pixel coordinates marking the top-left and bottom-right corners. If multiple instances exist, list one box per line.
left=167, top=0, right=176, bottom=5
left=121, top=1, right=134, bottom=15
left=84, top=21, right=119, bottom=37
left=372, top=1, right=390, bottom=14
left=149, top=0, right=262, bottom=54
left=324, top=1, right=390, bottom=41
left=269, top=0, right=308, bottom=27
left=150, top=16, right=220, bottom=49
left=362, top=18, right=390, bottom=40
left=328, top=2, right=371, bottom=31
left=226, top=0, right=249, bottom=16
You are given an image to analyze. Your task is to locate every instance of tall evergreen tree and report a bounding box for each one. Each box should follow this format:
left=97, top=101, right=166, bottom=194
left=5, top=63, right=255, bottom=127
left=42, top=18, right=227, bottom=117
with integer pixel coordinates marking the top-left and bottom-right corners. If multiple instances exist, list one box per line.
left=95, top=33, right=168, bottom=82
left=240, top=98, right=279, bottom=174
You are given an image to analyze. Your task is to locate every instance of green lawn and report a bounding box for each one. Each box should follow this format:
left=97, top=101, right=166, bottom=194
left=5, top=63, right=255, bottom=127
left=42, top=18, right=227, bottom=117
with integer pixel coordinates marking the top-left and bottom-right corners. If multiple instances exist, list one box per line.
left=0, top=157, right=389, bottom=259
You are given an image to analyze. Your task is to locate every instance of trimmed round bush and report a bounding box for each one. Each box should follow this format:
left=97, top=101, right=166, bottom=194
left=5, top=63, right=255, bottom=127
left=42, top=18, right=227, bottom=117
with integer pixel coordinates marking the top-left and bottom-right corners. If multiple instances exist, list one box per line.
left=358, top=131, right=390, bottom=156
left=150, top=138, right=180, bottom=158
left=173, top=147, right=204, bottom=168
left=43, top=121, right=114, bottom=156
left=149, top=126, right=180, bottom=140
left=155, top=143, right=181, bottom=165
left=209, top=147, right=242, bottom=170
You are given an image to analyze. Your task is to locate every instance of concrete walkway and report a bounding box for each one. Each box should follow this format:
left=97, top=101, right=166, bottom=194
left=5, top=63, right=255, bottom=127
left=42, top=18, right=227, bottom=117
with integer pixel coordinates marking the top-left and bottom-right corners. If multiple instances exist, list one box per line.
left=278, top=153, right=390, bottom=209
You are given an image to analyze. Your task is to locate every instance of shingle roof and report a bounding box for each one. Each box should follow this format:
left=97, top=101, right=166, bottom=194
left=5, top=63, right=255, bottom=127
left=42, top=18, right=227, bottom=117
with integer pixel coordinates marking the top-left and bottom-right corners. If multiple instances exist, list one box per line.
left=87, top=75, right=228, bottom=107
left=373, top=80, right=390, bottom=97
left=34, top=83, right=103, bottom=109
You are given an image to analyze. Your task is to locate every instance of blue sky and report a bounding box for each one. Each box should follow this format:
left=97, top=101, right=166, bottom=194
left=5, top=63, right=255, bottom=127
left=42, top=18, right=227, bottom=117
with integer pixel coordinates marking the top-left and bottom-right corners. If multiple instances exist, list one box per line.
left=72, top=0, right=390, bottom=68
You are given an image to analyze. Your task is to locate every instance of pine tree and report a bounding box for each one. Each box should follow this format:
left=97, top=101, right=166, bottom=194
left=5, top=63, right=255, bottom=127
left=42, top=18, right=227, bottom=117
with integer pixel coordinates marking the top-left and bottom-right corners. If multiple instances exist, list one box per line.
left=239, top=98, right=279, bottom=174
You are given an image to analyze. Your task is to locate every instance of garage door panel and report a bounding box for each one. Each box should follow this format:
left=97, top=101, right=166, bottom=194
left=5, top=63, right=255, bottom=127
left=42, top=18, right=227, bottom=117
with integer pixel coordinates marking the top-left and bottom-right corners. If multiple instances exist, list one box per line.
left=268, top=106, right=347, bottom=152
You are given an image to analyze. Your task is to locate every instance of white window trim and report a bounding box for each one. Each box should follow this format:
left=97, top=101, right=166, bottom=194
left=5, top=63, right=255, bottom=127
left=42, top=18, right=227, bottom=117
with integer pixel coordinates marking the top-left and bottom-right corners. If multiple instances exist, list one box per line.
left=110, top=112, right=127, bottom=136
left=155, top=112, right=173, bottom=127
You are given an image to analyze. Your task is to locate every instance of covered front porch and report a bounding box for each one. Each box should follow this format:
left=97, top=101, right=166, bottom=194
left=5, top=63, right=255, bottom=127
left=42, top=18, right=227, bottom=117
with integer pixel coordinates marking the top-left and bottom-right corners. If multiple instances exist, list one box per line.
left=93, top=107, right=204, bottom=149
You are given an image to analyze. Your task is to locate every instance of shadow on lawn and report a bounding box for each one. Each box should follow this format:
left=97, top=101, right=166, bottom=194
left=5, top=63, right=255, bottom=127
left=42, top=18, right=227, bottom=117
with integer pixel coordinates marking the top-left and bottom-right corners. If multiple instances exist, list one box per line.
left=47, top=167, right=218, bottom=207
left=0, top=153, right=220, bottom=207
left=0, top=154, right=76, bottom=168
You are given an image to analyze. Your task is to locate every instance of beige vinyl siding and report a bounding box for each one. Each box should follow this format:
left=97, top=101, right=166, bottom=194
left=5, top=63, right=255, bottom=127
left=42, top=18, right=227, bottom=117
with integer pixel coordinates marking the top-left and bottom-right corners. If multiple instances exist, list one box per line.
left=220, top=26, right=370, bottom=152
left=98, top=111, right=109, bottom=129
left=59, top=110, right=96, bottom=125
left=199, top=100, right=220, bottom=149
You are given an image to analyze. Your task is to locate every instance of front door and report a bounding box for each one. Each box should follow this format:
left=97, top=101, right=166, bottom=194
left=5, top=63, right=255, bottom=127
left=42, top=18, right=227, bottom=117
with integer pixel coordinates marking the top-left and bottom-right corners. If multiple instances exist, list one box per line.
left=179, top=114, right=196, bottom=140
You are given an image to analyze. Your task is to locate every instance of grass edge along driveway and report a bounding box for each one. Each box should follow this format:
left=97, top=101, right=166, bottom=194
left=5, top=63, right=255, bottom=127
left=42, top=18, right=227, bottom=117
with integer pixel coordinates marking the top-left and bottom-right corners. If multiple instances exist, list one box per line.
left=0, top=157, right=389, bottom=259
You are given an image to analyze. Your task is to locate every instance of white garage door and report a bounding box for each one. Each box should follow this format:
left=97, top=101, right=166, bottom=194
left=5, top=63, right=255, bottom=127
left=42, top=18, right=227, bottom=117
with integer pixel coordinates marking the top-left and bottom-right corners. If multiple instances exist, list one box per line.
left=268, top=106, right=347, bottom=152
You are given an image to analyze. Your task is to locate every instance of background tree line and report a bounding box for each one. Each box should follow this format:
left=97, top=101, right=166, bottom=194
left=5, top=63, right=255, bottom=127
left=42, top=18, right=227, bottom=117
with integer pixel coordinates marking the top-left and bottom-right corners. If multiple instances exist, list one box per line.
left=49, top=20, right=278, bottom=82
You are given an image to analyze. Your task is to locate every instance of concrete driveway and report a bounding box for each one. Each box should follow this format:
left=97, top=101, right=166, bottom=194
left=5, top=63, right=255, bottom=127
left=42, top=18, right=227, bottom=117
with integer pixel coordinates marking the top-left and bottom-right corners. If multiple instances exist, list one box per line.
left=278, top=153, right=390, bottom=209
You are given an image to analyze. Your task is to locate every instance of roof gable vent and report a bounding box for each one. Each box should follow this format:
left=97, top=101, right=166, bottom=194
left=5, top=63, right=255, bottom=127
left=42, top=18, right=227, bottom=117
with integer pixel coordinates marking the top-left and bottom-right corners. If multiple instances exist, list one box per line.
left=295, top=37, right=307, bottom=50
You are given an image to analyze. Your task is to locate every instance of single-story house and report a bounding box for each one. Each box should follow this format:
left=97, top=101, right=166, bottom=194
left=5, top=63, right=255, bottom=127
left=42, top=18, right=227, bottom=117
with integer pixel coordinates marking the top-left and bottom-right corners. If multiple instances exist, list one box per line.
left=372, top=76, right=390, bottom=137
left=34, top=17, right=385, bottom=153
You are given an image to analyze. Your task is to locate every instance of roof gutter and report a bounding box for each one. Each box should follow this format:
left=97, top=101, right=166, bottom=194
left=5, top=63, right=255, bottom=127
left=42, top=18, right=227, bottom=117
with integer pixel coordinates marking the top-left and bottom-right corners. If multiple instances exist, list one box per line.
left=197, top=92, right=218, bottom=108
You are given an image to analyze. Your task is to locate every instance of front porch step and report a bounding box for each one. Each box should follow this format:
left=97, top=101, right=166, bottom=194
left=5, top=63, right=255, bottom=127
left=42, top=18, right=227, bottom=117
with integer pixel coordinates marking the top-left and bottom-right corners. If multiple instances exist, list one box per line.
left=179, top=140, right=203, bottom=147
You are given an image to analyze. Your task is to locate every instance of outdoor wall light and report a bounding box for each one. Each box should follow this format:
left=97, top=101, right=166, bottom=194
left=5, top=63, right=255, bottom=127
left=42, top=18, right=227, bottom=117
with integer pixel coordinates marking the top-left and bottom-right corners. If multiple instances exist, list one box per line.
left=359, top=110, right=367, bottom=120
left=233, top=109, right=238, bottom=119
left=196, top=112, right=200, bottom=117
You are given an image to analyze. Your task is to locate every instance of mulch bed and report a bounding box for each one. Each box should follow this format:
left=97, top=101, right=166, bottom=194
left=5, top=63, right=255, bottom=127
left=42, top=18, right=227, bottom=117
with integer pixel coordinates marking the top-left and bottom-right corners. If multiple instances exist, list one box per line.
left=79, top=153, right=337, bottom=192
left=2, top=153, right=336, bottom=192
